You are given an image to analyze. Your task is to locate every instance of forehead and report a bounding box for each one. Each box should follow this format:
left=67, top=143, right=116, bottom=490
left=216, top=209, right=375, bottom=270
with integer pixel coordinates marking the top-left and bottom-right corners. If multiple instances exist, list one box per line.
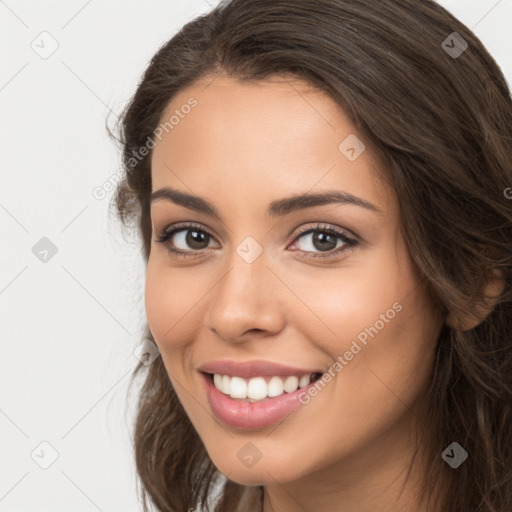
left=150, top=74, right=394, bottom=217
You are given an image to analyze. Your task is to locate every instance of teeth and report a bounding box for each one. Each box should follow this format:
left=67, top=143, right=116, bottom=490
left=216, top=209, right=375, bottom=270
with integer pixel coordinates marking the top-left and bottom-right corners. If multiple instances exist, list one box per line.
left=283, top=376, right=299, bottom=393
left=247, top=377, right=267, bottom=400
left=213, top=373, right=223, bottom=390
left=212, top=373, right=316, bottom=401
left=267, top=376, right=283, bottom=397
left=229, top=376, right=247, bottom=399
left=221, top=375, right=230, bottom=395
left=299, top=374, right=311, bottom=388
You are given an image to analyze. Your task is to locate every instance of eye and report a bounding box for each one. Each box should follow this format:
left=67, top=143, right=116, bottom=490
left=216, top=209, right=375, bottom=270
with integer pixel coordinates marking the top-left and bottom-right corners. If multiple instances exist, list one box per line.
left=154, top=221, right=359, bottom=260
left=288, top=223, right=359, bottom=259
left=155, top=222, right=218, bottom=257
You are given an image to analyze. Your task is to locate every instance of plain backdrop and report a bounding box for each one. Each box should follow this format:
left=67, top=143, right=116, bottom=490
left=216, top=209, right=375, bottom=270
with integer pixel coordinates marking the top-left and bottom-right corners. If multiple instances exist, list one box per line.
left=1, top=1, right=511, bottom=511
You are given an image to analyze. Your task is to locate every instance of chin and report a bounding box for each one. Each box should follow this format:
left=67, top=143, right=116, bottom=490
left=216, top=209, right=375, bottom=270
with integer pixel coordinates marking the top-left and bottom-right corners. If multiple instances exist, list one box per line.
left=209, top=452, right=309, bottom=486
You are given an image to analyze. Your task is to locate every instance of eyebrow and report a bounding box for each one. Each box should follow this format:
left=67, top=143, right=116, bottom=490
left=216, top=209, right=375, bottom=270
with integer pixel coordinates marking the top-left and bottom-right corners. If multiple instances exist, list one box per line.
left=150, top=186, right=381, bottom=219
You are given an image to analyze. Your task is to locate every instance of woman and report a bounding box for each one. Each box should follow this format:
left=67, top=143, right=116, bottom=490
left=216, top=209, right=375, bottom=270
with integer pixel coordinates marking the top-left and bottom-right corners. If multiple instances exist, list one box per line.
left=110, top=1, right=512, bottom=510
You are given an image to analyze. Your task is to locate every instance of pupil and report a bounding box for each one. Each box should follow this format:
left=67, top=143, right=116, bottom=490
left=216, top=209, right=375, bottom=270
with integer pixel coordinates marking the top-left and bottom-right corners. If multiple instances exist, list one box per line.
left=313, top=232, right=336, bottom=251
left=187, top=230, right=209, bottom=249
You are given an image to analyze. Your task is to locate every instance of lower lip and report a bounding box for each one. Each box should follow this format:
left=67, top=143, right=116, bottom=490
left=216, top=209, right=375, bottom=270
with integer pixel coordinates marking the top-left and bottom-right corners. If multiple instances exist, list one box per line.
left=201, top=372, right=319, bottom=430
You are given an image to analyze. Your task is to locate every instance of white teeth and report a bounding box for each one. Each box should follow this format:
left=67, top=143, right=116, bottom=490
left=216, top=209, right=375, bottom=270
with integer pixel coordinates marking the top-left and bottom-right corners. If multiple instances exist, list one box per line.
left=267, top=376, right=284, bottom=397
left=229, top=376, right=247, bottom=398
left=247, top=377, right=267, bottom=400
left=283, top=376, right=299, bottom=393
left=299, top=375, right=311, bottom=388
left=212, top=373, right=316, bottom=401
left=221, top=375, right=230, bottom=395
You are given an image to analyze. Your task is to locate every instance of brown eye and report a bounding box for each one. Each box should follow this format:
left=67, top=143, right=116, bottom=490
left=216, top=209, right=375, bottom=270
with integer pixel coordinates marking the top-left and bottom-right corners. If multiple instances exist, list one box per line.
left=299, top=231, right=339, bottom=252
left=155, top=223, right=219, bottom=255
left=289, top=224, right=359, bottom=260
left=180, top=229, right=211, bottom=250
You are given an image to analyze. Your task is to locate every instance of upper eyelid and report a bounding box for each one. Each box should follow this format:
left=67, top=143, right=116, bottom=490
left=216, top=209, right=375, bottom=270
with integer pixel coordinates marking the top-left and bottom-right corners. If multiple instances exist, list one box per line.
left=158, top=222, right=217, bottom=240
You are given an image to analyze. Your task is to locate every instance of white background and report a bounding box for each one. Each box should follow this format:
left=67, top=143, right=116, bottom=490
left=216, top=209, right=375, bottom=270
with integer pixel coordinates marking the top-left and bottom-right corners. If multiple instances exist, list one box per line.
left=1, top=1, right=511, bottom=511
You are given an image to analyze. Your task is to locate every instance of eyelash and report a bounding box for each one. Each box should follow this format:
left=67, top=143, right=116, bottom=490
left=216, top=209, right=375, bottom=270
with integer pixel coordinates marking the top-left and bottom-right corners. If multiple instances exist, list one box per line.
left=154, top=222, right=359, bottom=260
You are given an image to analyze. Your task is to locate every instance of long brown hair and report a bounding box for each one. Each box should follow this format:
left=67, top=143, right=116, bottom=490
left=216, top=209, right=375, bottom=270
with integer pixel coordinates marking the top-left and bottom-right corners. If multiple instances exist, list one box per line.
left=109, top=1, right=512, bottom=510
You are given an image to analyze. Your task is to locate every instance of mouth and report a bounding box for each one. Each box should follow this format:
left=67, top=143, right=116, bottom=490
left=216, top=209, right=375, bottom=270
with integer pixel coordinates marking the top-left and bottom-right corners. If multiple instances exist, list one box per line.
left=200, top=370, right=324, bottom=430
left=204, top=371, right=323, bottom=402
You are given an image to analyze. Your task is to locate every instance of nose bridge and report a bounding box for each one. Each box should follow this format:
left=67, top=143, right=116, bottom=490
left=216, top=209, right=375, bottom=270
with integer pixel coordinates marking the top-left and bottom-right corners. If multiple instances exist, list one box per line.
left=202, top=237, right=284, bottom=340
left=218, top=231, right=269, bottom=297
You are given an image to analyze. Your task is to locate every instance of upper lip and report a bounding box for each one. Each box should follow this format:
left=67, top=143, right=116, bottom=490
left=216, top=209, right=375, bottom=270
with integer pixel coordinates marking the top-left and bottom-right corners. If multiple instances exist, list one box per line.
left=197, top=359, right=322, bottom=378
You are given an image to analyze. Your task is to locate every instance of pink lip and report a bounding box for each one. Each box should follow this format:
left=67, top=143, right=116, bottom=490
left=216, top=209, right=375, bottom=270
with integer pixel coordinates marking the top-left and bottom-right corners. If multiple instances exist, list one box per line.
left=200, top=372, right=321, bottom=430
left=197, top=359, right=321, bottom=379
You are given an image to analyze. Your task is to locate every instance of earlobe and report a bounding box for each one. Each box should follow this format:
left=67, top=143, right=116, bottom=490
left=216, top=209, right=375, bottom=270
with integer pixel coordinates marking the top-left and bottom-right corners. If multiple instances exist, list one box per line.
left=445, top=269, right=505, bottom=331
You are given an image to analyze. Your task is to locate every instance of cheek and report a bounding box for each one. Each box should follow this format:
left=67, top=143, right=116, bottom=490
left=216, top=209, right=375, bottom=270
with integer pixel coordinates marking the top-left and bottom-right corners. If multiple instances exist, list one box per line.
left=327, top=280, right=441, bottom=427
left=289, top=251, right=403, bottom=353
left=144, top=257, right=202, bottom=349
left=302, top=294, right=441, bottom=472
left=306, top=247, right=441, bottom=410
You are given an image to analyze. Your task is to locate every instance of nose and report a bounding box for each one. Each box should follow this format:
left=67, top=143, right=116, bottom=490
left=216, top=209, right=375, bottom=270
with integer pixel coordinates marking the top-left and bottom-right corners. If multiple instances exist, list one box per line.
left=201, top=247, right=286, bottom=343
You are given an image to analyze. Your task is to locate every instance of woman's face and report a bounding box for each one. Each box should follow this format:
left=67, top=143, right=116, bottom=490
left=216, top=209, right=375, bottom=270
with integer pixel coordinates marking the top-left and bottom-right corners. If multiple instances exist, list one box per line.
left=146, top=74, right=444, bottom=488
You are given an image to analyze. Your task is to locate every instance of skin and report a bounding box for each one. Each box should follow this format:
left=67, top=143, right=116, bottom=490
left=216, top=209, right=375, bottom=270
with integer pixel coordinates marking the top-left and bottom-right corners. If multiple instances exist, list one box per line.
left=146, top=73, right=446, bottom=512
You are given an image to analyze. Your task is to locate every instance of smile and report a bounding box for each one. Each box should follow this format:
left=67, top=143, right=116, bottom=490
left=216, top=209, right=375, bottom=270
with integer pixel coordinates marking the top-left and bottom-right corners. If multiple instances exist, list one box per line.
left=212, top=373, right=322, bottom=401
left=200, top=370, right=324, bottom=430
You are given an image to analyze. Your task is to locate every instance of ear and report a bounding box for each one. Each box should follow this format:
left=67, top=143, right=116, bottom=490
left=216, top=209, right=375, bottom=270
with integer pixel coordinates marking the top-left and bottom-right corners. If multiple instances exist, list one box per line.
left=445, top=269, right=505, bottom=331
